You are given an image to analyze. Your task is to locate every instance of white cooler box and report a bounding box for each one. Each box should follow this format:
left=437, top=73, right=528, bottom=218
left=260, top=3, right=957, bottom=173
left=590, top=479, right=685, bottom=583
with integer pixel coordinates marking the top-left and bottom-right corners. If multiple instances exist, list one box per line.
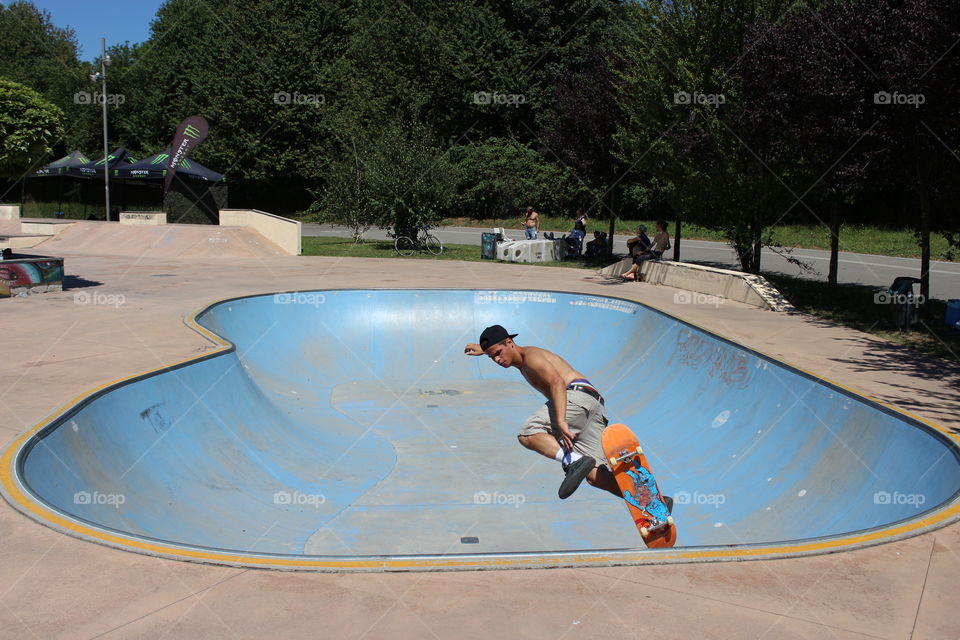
left=497, top=239, right=565, bottom=262
left=501, top=240, right=558, bottom=262
left=510, top=241, right=532, bottom=262
left=496, top=240, right=518, bottom=261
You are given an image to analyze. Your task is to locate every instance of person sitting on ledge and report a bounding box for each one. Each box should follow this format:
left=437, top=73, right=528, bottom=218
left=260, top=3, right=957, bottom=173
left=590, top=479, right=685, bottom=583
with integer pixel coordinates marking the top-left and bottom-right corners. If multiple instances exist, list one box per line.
left=620, top=225, right=651, bottom=280
left=622, top=220, right=669, bottom=281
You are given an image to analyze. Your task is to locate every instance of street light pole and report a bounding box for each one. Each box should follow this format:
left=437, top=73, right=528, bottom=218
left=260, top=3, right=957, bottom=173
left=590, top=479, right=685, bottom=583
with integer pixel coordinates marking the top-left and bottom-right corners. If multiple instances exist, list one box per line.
left=91, top=38, right=112, bottom=221
left=100, top=38, right=111, bottom=221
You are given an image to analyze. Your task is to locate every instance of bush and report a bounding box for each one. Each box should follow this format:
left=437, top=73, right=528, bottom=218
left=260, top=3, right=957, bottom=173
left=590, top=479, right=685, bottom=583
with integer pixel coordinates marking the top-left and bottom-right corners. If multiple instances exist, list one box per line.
left=449, top=137, right=585, bottom=220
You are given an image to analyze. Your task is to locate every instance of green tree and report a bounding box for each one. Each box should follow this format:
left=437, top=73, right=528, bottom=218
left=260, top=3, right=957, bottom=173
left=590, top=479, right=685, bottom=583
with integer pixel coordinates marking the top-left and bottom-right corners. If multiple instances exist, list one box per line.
left=330, top=0, right=621, bottom=144
left=369, top=123, right=458, bottom=235
left=741, top=0, right=960, bottom=299
left=310, top=140, right=380, bottom=243
left=0, top=1, right=87, bottom=150
left=70, top=42, right=152, bottom=157
left=450, top=136, right=582, bottom=220
left=133, top=0, right=623, bottom=211
left=539, top=48, right=627, bottom=253
left=311, top=121, right=457, bottom=240
left=0, top=77, right=64, bottom=179
left=614, top=0, right=803, bottom=273
left=130, top=0, right=351, bottom=210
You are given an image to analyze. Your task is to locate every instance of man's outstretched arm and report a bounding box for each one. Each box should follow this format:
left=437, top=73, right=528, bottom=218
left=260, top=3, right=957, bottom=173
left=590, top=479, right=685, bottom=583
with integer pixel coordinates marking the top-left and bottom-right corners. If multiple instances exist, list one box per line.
left=464, top=343, right=484, bottom=356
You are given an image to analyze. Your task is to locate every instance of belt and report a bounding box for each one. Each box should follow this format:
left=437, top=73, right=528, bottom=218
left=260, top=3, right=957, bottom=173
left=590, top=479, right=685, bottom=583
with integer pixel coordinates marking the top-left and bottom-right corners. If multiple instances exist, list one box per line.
left=567, top=383, right=604, bottom=405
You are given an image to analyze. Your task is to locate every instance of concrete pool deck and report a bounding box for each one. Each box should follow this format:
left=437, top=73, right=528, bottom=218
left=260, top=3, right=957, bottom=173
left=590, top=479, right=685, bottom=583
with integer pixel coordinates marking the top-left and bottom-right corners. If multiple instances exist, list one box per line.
left=2, top=249, right=959, bottom=638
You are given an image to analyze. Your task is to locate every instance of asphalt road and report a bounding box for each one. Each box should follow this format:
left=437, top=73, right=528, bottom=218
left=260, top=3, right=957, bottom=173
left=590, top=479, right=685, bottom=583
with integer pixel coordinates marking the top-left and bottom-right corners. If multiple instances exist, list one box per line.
left=303, top=223, right=960, bottom=301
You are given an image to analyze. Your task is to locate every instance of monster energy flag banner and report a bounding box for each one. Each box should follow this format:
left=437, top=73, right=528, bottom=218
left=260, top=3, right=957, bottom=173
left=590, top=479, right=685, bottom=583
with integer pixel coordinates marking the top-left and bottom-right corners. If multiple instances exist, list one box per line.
left=164, top=115, right=209, bottom=192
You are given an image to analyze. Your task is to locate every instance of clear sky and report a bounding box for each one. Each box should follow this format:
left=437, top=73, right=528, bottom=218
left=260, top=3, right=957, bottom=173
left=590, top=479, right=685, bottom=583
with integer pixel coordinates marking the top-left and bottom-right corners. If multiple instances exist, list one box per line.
left=28, top=0, right=166, bottom=61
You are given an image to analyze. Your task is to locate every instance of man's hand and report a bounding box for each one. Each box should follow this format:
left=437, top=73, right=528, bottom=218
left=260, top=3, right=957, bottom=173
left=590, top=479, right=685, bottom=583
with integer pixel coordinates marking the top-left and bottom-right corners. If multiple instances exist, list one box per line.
left=464, top=343, right=484, bottom=356
left=556, top=422, right=576, bottom=453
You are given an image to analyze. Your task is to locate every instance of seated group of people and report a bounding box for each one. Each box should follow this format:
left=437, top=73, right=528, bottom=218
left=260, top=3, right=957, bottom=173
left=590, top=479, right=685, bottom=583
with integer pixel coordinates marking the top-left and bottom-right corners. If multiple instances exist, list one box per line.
left=622, top=220, right=670, bottom=281
left=521, top=206, right=669, bottom=270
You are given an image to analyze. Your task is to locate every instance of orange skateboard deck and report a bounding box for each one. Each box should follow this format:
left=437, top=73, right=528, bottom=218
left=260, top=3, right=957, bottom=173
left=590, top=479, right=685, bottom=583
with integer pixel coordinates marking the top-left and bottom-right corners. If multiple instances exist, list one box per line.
left=601, top=423, right=677, bottom=548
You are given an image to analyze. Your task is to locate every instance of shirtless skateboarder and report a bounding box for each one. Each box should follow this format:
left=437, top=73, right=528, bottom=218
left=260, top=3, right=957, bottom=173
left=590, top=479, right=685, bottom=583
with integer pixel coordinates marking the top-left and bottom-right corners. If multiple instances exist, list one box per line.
left=465, top=324, right=621, bottom=499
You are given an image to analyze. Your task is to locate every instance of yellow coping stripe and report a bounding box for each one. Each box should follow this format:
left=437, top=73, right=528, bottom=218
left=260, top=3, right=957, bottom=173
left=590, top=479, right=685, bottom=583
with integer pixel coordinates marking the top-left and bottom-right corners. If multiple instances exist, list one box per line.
left=2, top=290, right=958, bottom=570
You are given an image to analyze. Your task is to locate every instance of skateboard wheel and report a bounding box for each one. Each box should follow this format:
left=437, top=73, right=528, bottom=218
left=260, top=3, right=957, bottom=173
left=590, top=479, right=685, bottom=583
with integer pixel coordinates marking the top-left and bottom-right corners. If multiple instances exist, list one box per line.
left=667, top=516, right=674, bottom=526
left=608, top=456, right=617, bottom=468
left=640, top=526, right=649, bottom=537
left=635, top=446, right=643, bottom=456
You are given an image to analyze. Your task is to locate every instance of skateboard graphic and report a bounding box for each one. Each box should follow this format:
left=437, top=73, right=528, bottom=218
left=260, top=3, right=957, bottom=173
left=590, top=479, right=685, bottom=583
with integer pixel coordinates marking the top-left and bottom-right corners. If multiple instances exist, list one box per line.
left=601, top=423, right=677, bottom=548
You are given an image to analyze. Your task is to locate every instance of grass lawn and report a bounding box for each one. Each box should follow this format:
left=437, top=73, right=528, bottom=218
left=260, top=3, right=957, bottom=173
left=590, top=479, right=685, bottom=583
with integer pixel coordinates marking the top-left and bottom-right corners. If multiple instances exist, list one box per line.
left=301, top=236, right=610, bottom=269
left=302, top=236, right=480, bottom=261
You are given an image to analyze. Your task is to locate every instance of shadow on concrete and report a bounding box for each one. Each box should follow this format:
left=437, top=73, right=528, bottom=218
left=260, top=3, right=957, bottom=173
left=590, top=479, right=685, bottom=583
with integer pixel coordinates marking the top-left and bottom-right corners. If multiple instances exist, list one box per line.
left=809, top=325, right=960, bottom=432
left=63, top=275, right=103, bottom=290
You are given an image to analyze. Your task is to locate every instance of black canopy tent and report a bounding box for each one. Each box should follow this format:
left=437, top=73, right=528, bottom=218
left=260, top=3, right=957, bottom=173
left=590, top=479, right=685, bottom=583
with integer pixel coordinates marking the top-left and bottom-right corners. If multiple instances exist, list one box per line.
left=67, top=148, right=137, bottom=178
left=27, top=150, right=103, bottom=215
left=114, top=149, right=225, bottom=184
left=23, top=148, right=227, bottom=223
left=24, top=148, right=138, bottom=218
left=113, top=149, right=227, bottom=224
left=30, top=151, right=92, bottom=177
left=27, top=150, right=96, bottom=216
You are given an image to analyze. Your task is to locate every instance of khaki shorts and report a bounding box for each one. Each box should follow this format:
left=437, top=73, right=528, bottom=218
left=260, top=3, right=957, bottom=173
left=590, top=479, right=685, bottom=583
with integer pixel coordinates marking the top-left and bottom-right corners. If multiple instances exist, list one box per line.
left=518, top=389, right=608, bottom=467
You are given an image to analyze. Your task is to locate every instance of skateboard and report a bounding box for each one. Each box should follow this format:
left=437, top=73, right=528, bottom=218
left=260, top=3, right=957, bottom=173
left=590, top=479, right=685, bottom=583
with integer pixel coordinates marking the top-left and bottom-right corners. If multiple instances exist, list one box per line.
left=601, top=423, right=677, bottom=548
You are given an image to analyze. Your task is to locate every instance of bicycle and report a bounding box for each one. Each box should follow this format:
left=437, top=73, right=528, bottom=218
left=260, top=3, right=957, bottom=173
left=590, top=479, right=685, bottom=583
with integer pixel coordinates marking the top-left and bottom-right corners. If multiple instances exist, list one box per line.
left=392, top=224, right=443, bottom=256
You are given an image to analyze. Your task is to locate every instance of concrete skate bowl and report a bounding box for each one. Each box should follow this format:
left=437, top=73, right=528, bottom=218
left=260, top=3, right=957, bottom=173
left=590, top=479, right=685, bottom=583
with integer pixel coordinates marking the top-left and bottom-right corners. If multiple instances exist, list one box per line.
left=3, top=289, right=960, bottom=572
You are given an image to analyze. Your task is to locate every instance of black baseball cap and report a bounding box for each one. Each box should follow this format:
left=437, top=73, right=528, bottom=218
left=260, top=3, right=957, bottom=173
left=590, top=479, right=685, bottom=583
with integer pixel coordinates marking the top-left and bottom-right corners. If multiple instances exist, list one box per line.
left=479, top=325, right=518, bottom=351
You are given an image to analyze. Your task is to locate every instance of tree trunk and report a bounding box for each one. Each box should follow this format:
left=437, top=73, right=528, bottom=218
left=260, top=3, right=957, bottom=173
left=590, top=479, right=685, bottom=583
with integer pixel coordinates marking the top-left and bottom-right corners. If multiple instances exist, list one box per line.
left=607, top=182, right=619, bottom=258
left=828, top=200, right=840, bottom=287
left=917, top=158, right=931, bottom=303
left=673, top=217, right=681, bottom=261
left=734, top=238, right=751, bottom=273
left=608, top=216, right=616, bottom=258
left=751, top=220, right=762, bottom=275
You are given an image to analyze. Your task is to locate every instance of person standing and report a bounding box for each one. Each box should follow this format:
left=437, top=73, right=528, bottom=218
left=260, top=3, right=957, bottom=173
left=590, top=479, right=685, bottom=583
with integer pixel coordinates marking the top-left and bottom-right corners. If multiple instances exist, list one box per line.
left=524, top=207, right=540, bottom=240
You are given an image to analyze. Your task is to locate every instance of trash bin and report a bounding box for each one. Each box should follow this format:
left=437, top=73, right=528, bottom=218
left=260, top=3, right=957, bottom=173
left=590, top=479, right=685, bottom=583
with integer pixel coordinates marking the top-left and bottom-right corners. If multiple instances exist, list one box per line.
left=946, top=299, right=960, bottom=328
left=481, top=232, right=497, bottom=260
left=884, top=276, right=922, bottom=331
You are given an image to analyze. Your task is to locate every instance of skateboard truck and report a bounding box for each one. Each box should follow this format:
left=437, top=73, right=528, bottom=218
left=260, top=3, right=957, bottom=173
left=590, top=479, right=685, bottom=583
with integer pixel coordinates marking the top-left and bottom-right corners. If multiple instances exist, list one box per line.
left=638, top=518, right=673, bottom=539
left=608, top=445, right=645, bottom=469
